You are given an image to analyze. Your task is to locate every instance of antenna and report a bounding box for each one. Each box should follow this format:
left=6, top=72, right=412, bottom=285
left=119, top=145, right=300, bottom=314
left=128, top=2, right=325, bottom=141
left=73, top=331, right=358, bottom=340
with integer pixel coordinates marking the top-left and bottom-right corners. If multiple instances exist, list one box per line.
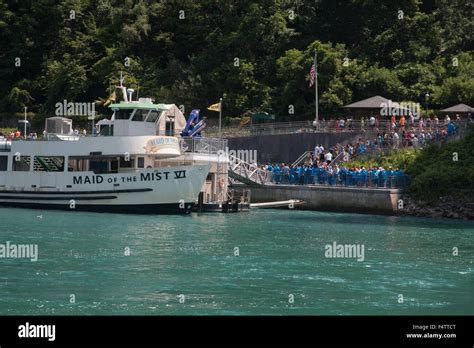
left=118, top=72, right=128, bottom=102
left=119, top=71, right=125, bottom=87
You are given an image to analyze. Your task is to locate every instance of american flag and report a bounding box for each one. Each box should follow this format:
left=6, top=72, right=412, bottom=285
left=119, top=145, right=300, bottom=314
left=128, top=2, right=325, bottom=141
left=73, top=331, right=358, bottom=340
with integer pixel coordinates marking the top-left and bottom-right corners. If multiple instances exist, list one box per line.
left=309, top=63, right=315, bottom=87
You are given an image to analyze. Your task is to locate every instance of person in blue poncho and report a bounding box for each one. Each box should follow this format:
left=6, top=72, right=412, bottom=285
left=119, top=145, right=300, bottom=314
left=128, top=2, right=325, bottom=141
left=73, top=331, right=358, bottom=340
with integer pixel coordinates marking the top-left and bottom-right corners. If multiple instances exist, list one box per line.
left=345, top=168, right=352, bottom=186
left=361, top=167, right=368, bottom=186
left=290, top=165, right=296, bottom=184
left=297, top=165, right=305, bottom=185
left=370, top=168, right=378, bottom=187
left=317, top=167, right=323, bottom=184
left=355, top=169, right=363, bottom=186
left=379, top=167, right=387, bottom=187
left=447, top=121, right=457, bottom=135
left=394, top=168, right=407, bottom=187
left=323, top=167, right=328, bottom=185
left=305, top=166, right=312, bottom=184
left=272, top=164, right=281, bottom=184
left=312, top=165, right=318, bottom=184
left=339, top=167, right=347, bottom=186
left=386, top=166, right=394, bottom=188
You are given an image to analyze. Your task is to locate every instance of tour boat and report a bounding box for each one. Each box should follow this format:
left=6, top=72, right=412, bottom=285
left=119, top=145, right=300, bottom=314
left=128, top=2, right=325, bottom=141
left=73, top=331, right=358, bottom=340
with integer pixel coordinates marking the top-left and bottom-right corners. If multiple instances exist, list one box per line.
left=0, top=79, right=228, bottom=214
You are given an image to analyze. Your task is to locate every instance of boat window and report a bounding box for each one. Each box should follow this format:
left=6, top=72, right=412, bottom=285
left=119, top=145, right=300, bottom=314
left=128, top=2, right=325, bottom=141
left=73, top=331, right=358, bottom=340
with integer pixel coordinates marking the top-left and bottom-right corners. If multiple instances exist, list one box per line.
left=132, top=109, right=149, bottom=121
left=12, top=156, right=30, bottom=171
left=146, top=110, right=160, bottom=123
left=119, top=156, right=133, bottom=168
left=69, top=156, right=119, bottom=174
left=100, top=125, right=113, bottom=136
left=34, top=156, right=64, bottom=172
left=165, top=119, right=175, bottom=136
left=115, top=109, right=133, bottom=120
left=137, top=157, right=145, bottom=168
left=68, top=157, right=88, bottom=172
left=89, top=159, right=109, bottom=174
left=0, top=156, right=7, bottom=171
left=110, top=159, right=118, bottom=173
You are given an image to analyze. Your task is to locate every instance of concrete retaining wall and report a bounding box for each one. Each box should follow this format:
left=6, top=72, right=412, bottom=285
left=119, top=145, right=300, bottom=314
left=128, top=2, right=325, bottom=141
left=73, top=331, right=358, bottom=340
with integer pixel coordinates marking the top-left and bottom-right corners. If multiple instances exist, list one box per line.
left=227, top=132, right=377, bottom=163
left=233, top=184, right=402, bottom=215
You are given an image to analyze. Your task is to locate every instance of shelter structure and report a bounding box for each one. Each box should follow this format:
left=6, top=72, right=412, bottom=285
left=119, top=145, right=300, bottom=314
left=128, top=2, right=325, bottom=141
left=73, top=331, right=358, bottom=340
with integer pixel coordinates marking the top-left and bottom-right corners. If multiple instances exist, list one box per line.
left=342, top=95, right=415, bottom=119
left=439, top=103, right=473, bottom=118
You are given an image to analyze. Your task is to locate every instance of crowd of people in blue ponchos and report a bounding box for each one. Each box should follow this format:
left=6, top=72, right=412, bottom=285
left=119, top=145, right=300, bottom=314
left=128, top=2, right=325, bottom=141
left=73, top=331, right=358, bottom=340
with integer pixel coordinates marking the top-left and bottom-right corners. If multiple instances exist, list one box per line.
left=264, top=162, right=408, bottom=188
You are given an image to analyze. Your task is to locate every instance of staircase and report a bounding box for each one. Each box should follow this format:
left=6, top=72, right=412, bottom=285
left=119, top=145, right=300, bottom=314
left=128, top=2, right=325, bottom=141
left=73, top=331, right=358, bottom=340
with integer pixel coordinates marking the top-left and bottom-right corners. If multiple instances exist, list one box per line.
left=291, top=133, right=368, bottom=167
left=36, top=156, right=63, bottom=171
left=22, top=156, right=64, bottom=172
left=228, top=154, right=269, bottom=186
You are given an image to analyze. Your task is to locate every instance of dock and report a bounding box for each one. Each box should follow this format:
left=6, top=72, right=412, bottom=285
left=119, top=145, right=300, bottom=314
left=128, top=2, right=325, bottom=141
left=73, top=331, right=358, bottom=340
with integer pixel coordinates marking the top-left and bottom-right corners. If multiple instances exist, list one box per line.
left=250, top=199, right=304, bottom=209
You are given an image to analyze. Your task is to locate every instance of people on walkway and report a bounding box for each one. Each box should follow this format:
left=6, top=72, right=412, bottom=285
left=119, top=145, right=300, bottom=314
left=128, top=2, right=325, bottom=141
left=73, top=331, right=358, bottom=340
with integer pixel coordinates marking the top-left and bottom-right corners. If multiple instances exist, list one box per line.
left=265, top=160, right=408, bottom=188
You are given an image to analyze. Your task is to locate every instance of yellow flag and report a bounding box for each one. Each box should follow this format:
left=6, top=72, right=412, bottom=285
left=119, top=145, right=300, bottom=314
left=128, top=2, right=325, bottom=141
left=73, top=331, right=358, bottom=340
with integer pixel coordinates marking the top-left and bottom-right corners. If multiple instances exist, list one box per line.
left=104, top=91, right=116, bottom=106
left=207, top=102, right=221, bottom=112
left=95, top=91, right=116, bottom=107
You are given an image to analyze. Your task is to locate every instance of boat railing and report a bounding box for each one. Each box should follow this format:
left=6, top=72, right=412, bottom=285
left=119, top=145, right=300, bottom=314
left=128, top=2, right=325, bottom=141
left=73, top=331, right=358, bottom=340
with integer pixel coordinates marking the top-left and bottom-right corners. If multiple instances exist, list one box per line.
left=180, top=137, right=228, bottom=154
left=0, top=138, right=12, bottom=152
left=44, top=134, right=81, bottom=141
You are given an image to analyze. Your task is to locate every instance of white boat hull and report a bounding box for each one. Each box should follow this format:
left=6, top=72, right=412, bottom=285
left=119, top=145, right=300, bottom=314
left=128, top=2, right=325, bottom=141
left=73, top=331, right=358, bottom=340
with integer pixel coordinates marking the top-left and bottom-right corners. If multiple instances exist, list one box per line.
left=0, top=164, right=210, bottom=214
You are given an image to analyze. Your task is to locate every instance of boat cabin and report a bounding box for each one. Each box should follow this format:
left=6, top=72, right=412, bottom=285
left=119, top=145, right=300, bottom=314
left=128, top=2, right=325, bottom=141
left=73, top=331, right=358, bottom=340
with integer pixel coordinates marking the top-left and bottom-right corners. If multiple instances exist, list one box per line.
left=97, top=100, right=187, bottom=137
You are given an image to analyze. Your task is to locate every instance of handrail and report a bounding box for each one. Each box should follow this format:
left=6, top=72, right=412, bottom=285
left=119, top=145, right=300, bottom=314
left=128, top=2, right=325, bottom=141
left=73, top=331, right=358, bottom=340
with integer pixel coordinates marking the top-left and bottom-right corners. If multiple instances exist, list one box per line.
left=328, top=151, right=345, bottom=167
left=269, top=173, right=410, bottom=189
left=228, top=154, right=268, bottom=185
left=292, top=150, right=313, bottom=166
left=35, top=156, right=51, bottom=171
left=205, top=119, right=472, bottom=138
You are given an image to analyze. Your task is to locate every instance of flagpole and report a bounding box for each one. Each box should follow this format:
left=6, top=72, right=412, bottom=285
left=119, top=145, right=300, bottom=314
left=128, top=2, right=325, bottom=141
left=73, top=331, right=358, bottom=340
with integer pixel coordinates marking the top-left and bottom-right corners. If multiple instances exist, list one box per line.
left=218, top=97, right=223, bottom=203
left=24, top=107, right=27, bottom=139
left=315, top=51, right=318, bottom=127
left=218, top=97, right=222, bottom=140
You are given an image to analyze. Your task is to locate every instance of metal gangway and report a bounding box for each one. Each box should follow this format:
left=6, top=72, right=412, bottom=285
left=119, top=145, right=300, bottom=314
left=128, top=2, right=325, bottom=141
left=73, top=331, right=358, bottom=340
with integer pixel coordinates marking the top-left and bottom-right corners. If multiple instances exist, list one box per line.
left=228, top=154, right=269, bottom=186
left=179, top=137, right=269, bottom=186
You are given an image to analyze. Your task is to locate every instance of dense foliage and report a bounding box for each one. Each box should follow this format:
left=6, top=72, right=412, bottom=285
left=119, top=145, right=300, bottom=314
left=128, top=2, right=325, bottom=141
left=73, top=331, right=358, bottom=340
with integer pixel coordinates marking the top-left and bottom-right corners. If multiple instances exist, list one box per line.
left=346, top=147, right=421, bottom=172
left=406, top=125, right=474, bottom=202
left=0, top=0, right=472, bottom=122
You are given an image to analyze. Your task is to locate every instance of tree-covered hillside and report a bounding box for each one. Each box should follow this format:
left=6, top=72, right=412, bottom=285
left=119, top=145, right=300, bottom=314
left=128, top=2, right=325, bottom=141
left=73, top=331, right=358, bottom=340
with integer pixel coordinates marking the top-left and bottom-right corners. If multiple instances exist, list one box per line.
left=0, top=0, right=472, bottom=121
left=406, top=125, right=474, bottom=202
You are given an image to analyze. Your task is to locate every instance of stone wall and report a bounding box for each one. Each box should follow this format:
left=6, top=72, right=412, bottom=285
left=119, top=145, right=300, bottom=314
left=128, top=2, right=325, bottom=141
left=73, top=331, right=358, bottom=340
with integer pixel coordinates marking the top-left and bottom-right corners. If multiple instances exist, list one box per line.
left=233, top=184, right=401, bottom=215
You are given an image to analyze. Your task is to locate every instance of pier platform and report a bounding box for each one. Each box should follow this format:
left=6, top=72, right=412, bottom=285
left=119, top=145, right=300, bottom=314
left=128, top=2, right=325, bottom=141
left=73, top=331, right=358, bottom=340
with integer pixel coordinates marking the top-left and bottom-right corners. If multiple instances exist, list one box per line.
left=195, top=201, right=250, bottom=213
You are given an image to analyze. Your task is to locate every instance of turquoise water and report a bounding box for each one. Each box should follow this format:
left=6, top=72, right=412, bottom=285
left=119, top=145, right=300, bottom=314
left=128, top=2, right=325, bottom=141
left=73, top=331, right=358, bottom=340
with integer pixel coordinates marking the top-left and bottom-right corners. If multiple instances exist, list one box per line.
left=0, top=207, right=472, bottom=315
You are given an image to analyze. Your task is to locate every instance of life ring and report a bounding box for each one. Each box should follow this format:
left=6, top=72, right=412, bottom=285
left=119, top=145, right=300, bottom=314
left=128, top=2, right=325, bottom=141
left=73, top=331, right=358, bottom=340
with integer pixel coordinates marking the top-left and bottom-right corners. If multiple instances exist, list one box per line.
left=218, top=178, right=225, bottom=188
